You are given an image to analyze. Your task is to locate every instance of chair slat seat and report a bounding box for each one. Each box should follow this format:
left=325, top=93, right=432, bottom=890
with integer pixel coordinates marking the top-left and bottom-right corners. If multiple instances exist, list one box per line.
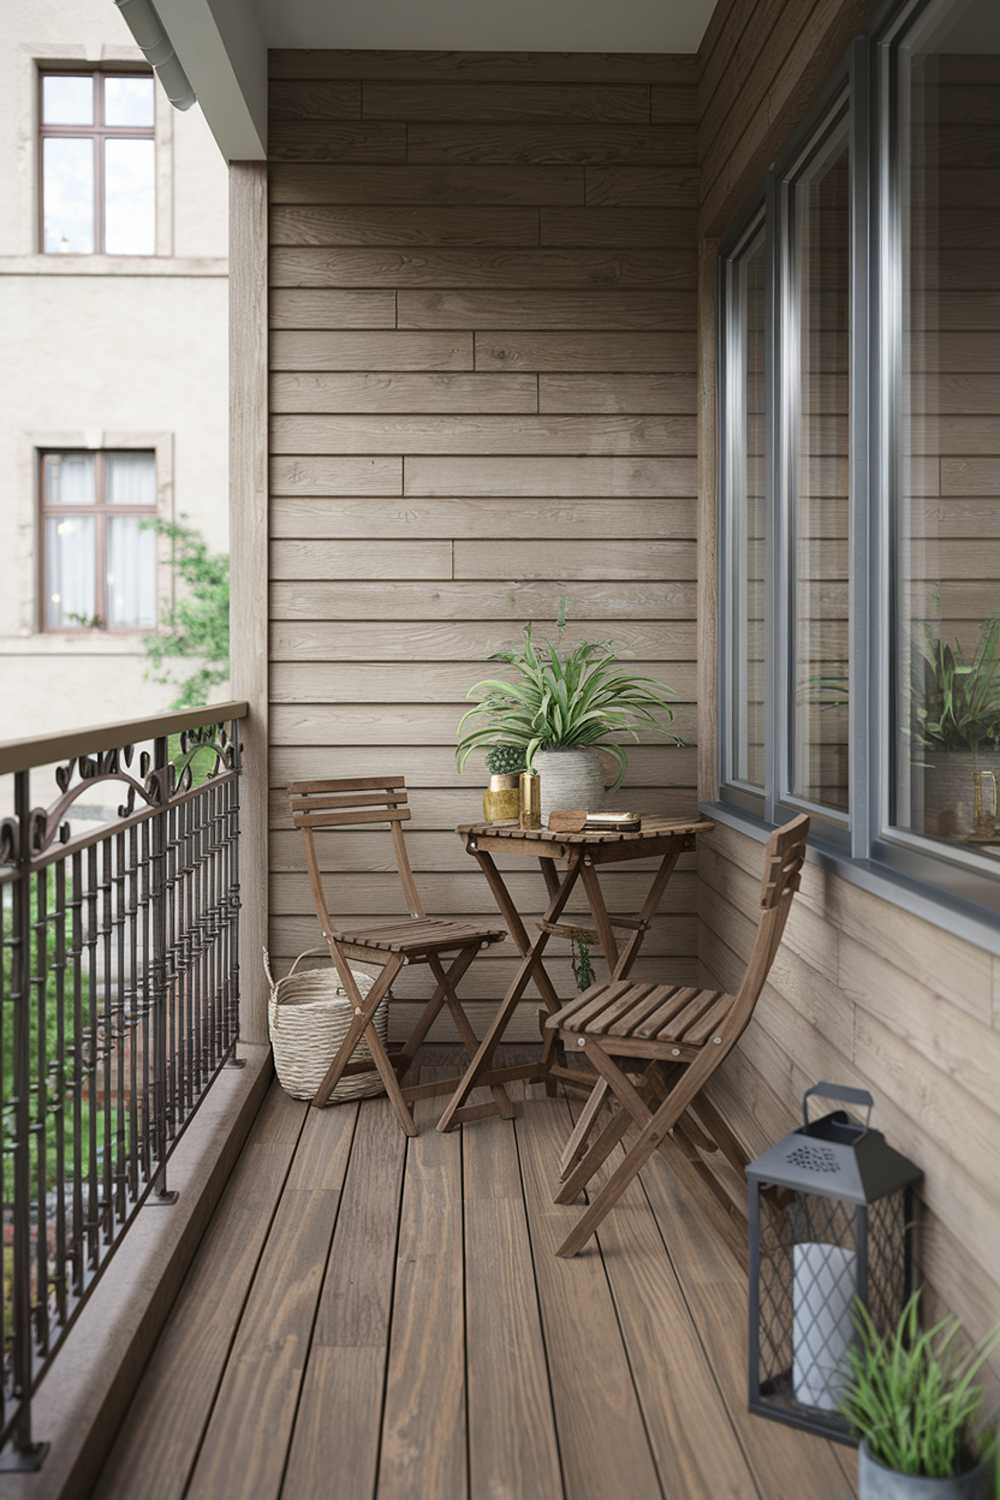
left=548, top=981, right=735, bottom=1045
left=545, top=812, right=811, bottom=1258
left=286, top=772, right=515, bottom=1131
left=331, top=917, right=506, bottom=956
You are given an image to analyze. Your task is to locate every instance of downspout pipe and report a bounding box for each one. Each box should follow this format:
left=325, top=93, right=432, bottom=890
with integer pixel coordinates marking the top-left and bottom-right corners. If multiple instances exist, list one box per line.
left=115, top=0, right=197, bottom=110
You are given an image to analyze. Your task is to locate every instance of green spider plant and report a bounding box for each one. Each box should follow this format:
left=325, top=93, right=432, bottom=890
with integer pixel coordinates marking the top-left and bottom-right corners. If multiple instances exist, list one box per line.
left=840, top=1293, right=998, bottom=1480
left=455, top=612, right=680, bottom=788
left=806, top=617, right=1000, bottom=754
left=911, top=617, right=1000, bottom=753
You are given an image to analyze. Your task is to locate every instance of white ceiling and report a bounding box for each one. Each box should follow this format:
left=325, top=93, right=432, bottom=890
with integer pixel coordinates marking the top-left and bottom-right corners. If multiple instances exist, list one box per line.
left=255, top=0, right=716, bottom=54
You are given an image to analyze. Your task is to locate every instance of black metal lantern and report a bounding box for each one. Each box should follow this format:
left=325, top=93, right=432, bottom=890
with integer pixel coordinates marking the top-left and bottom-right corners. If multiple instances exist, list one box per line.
left=746, top=1082, right=922, bottom=1443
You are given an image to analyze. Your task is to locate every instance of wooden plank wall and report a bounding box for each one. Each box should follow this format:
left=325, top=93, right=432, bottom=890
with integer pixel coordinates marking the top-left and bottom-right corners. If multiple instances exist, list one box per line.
left=266, top=50, right=701, bottom=1039
left=697, top=0, right=1000, bottom=1370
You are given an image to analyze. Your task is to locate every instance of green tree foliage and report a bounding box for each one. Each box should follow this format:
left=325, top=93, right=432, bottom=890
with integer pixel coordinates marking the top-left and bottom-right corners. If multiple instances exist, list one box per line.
left=143, top=519, right=230, bottom=710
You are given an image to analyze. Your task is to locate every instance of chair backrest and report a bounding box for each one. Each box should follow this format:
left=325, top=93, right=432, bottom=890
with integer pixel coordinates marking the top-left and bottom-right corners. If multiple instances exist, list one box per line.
left=287, top=776, right=425, bottom=935
left=731, top=813, right=810, bottom=1028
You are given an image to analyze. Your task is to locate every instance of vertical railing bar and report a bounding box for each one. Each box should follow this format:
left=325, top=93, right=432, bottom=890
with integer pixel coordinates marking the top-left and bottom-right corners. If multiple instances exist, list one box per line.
left=11, top=769, right=37, bottom=1457
left=230, top=720, right=242, bottom=1050
left=53, top=860, right=68, bottom=1328
left=70, top=850, right=84, bottom=1300
left=126, top=823, right=140, bottom=1203
left=150, top=736, right=173, bottom=1202
left=85, top=843, right=99, bottom=1272
left=33, top=864, right=49, bottom=1356
left=114, top=829, right=127, bottom=1225
left=100, top=837, right=113, bottom=1245
left=139, top=818, right=151, bottom=1184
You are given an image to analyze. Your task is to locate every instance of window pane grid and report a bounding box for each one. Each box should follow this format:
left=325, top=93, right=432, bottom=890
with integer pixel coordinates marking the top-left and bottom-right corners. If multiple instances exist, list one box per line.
left=39, top=70, right=155, bottom=256
left=39, top=451, right=157, bottom=633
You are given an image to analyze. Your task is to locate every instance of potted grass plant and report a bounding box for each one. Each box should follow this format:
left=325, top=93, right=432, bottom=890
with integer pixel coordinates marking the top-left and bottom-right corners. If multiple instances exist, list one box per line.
left=911, top=620, right=1000, bottom=840
left=809, top=617, right=1000, bottom=840
left=455, top=608, right=680, bottom=819
left=841, top=1293, right=997, bottom=1500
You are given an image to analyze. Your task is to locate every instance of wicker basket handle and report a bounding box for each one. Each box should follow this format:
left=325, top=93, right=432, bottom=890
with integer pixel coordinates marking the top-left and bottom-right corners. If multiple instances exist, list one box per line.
left=262, top=946, right=332, bottom=1005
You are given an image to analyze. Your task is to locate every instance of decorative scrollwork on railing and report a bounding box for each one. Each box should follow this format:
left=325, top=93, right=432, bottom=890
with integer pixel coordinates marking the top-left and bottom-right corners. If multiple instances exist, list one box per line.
left=169, top=722, right=235, bottom=795
left=2, top=717, right=240, bottom=865
left=0, top=816, right=18, bottom=866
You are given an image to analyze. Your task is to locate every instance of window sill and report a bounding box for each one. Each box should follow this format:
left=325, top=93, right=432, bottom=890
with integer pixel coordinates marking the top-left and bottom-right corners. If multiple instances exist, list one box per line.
left=0, top=255, right=227, bottom=277
left=0, top=634, right=148, bottom=656
left=700, top=798, right=1000, bottom=960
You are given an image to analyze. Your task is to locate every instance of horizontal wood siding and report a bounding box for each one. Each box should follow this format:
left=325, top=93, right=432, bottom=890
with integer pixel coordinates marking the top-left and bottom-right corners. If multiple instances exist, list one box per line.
left=267, top=51, right=699, bottom=1038
left=698, top=0, right=1000, bottom=1377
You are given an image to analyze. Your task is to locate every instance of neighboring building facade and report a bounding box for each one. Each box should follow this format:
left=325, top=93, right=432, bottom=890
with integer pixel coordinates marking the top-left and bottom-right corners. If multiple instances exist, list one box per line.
left=0, top=0, right=229, bottom=737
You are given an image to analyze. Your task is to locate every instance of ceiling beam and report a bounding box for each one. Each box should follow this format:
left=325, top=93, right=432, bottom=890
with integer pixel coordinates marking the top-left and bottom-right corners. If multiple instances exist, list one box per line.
left=158, top=0, right=267, bottom=160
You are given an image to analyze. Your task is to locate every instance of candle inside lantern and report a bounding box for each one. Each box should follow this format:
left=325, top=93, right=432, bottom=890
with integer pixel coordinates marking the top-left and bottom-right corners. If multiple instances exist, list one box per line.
left=792, top=1242, right=856, bottom=1410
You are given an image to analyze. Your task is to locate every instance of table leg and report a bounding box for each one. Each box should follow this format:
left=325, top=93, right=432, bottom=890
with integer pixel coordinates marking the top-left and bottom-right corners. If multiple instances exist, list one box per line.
left=612, top=846, right=681, bottom=980
left=436, top=848, right=582, bottom=1132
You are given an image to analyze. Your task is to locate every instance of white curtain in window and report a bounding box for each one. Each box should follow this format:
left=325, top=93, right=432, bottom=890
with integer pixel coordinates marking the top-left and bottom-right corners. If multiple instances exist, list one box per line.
left=45, top=516, right=96, bottom=628
left=107, top=516, right=157, bottom=628
left=45, top=451, right=96, bottom=505
left=106, top=451, right=155, bottom=505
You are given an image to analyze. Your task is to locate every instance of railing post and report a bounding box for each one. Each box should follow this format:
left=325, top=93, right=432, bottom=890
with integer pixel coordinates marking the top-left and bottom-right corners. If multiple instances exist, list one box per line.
left=150, top=736, right=177, bottom=1205
left=3, top=770, right=48, bottom=1470
left=225, top=717, right=244, bottom=1068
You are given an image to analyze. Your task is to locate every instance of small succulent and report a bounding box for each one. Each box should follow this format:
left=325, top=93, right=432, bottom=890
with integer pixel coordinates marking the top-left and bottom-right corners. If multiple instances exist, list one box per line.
left=485, top=744, right=527, bottom=776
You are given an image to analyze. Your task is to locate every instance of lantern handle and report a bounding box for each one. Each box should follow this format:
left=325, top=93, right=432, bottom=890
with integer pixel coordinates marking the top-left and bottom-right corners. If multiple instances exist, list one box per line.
left=803, top=1081, right=874, bottom=1130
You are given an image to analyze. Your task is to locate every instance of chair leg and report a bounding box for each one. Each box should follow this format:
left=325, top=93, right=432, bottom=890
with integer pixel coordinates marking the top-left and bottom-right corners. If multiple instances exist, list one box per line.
left=365, top=1020, right=419, bottom=1138
left=558, top=1078, right=609, bottom=1179
left=313, top=954, right=402, bottom=1109
left=556, top=1043, right=719, bottom=1257
left=394, top=945, right=479, bottom=1081
left=553, top=1060, right=659, bottom=1203
left=427, top=954, right=516, bottom=1120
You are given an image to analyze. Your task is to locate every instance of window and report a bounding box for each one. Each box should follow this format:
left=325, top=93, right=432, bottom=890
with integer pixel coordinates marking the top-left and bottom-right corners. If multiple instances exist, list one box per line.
left=721, top=216, right=768, bottom=798
left=717, top=0, right=1000, bottom=931
left=40, top=70, right=155, bottom=255
left=41, top=451, right=158, bottom=631
left=885, top=0, right=1000, bottom=870
left=783, top=104, right=851, bottom=817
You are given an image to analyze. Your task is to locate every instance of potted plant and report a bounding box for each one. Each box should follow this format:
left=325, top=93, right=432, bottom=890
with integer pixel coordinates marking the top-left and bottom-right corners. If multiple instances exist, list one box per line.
left=481, top=743, right=525, bottom=822
left=841, top=1293, right=997, bottom=1500
left=910, top=619, right=1000, bottom=840
left=807, top=617, right=1000, bottom=841
left=455, top=610, right=680, bottom=819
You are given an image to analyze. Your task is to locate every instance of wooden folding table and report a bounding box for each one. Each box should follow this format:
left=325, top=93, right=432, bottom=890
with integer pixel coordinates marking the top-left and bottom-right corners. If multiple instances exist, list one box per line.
left=436, top=816, right=714, bottom=1132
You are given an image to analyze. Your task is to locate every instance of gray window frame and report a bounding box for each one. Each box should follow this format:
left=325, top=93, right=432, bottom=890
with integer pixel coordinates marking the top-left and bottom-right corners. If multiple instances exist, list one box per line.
left=715, top=13, right=1000, bottom=934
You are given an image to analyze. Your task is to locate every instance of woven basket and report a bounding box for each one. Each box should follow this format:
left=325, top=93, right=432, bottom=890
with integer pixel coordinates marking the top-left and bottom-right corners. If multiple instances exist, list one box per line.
left=263, top=948, right=389, bottom=1103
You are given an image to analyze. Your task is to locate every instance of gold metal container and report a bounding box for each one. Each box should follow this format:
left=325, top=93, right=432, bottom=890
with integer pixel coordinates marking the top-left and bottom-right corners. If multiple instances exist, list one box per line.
left=519, top=771, right=541, bottom=830
left=483, top=773, right=520, bottom=823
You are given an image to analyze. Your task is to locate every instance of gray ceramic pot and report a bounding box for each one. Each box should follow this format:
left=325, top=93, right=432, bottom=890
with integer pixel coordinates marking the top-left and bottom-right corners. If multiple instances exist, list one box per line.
left=858, top=1443, right=994, bottom=1500
left=921, top=750, right=1000, bottom=840
left=532, top=748, right=607, bottom=820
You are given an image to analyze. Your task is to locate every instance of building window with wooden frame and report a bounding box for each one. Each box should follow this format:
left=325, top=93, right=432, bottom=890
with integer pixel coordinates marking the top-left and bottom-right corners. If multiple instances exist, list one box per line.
left=40, top=450, right=158, bottom=631
left=39, top=69, right=155, bottom=255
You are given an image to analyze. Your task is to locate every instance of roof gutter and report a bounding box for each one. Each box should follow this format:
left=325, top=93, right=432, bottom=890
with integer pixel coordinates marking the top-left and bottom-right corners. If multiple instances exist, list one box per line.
left=115, top=0, right=197, bottom=110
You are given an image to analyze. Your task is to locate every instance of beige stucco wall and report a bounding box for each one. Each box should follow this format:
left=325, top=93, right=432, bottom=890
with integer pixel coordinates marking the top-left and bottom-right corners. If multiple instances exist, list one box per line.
left=0, top=0, right=229, bottom=740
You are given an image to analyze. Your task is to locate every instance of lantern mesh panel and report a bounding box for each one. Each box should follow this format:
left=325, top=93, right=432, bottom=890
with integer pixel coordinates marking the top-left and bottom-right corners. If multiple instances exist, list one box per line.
left=866, top=1193, right=907, bottom=1338
left=756, top=1191, right=857, bottom=1407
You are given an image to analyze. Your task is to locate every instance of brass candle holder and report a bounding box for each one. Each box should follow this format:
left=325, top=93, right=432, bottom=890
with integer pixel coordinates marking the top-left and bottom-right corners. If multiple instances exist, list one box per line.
left=519, top=771, right=541, bottom=830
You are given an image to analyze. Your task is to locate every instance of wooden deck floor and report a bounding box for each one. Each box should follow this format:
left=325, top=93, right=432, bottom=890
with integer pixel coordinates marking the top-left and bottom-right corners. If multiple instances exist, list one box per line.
left=95, top=1056, right=857, bottom=1500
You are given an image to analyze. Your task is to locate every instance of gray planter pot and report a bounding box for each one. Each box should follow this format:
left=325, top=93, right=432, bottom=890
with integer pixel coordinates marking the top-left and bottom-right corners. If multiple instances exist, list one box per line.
left=858, top=1442, right=994, bottom=1500
left=532, top=748, right=607, bottom=820
left=920, top=749, right=1000, bottom=841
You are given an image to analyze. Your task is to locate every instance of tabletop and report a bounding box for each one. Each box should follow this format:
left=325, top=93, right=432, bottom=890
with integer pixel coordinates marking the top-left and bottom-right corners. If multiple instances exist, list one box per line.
left=456, top=815, right=715, bottom=847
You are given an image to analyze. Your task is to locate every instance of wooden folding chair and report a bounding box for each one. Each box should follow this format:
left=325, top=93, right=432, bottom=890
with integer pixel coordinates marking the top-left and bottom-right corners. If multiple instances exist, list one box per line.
left=544, top=814, right=810, bottom=1256
left=288, top=775, right=509, bottom=1135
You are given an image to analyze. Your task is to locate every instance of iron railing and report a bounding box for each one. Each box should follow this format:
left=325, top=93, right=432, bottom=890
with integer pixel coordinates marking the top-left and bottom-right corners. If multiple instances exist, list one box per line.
left=0, top=701, right=248, bottom=1467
